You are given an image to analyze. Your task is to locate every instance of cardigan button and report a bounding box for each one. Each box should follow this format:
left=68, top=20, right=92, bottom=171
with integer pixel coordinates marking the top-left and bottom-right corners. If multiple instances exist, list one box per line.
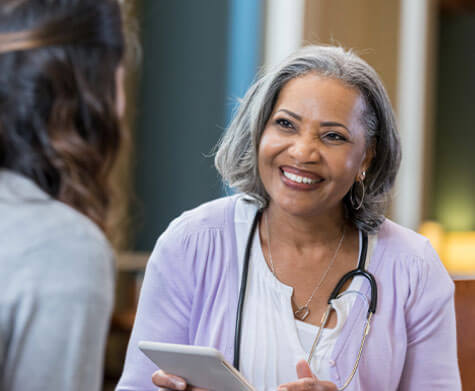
left=328, top=359, right=336, bottom=367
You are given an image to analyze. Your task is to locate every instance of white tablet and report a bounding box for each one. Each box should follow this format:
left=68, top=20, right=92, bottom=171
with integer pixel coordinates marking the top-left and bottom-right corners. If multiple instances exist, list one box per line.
left=138, top=341, right=256, bottom=391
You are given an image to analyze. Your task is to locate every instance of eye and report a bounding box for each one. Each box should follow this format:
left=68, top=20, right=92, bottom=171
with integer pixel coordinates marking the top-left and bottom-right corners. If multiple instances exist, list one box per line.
left=275, top=118, right=295, bottom=130
left=323, top=131, right=347, bottom=143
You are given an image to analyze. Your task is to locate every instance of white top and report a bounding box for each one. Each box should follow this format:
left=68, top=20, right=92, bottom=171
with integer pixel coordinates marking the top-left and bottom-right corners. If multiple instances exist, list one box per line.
left=234, top=196, right=376, bottom=390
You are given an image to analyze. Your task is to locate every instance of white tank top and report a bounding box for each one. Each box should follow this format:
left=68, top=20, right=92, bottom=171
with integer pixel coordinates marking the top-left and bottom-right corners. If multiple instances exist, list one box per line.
left=234, top=196, right=375, bottom=391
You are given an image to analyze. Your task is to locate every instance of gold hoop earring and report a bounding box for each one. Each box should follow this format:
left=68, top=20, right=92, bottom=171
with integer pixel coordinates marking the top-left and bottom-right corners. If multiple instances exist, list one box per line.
left=350, top=172, right=366, bottom=210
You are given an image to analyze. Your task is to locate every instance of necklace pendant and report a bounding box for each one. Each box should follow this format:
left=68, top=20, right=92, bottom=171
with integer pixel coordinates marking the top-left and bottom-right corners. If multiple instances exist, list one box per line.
left=294, top=306, right=310, bottom=321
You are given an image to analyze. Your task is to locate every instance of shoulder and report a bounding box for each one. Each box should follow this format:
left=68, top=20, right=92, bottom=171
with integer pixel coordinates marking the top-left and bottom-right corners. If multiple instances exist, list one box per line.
left=374, top=219, right=454, bottom=303
left=0, top=170, right=112, bottom=262
left=147, top=195, right=244, bottom=279
left=375, top=219, right=449, bottom=280
left=375, top=219, right=431, bottom=260
left=0, top=202, right=114, bottom=300
left=17, top=200, right=112, bottom=267
left=160, top=194, right=241, bottom=241
left=0, top=171, right=114, bottom=309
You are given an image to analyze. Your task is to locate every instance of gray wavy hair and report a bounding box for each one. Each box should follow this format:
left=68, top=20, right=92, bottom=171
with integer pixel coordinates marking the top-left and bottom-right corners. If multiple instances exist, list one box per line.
left=214, top=45, right=401, bottom=233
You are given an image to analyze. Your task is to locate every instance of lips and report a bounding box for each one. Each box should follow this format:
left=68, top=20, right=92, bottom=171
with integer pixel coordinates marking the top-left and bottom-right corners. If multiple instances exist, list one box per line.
left=279, top=166, right=324, bottom=189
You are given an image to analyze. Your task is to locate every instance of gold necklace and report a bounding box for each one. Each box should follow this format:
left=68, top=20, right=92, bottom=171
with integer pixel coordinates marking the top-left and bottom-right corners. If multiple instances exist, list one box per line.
left=264, top=211, right=345, bottom=321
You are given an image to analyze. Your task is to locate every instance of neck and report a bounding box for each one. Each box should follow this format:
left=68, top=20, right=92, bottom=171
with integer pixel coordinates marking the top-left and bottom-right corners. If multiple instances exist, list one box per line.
left=265, top=202, right=347, bottom=250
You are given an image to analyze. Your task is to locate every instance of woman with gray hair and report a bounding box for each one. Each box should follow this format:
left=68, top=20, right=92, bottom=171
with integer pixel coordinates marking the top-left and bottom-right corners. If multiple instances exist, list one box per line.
left=117, top=46, right=460, bottom=391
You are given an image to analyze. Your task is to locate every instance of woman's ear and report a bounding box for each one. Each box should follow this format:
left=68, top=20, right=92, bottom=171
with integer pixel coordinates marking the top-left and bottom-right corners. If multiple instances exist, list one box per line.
left=359, top=140, right=375, bottom=179
left=363, top=141, right=376, bottom=171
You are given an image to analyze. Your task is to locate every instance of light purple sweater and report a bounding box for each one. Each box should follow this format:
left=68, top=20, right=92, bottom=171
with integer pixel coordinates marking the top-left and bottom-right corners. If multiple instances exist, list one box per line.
left=116, top=195, right=461, bottom=391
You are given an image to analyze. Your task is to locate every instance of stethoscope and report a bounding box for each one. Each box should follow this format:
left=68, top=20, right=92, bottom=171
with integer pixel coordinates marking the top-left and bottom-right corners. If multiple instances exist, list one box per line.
left=233, top=210, right=378, bottom=390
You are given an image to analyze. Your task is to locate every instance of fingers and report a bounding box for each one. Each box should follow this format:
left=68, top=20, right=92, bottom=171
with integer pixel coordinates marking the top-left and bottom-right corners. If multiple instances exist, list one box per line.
left=152, top=369, right=187, bottom=390
left=151, top=370, right=209, bottom=391
left=155, top=388, right=206, bottom=391
left=296, top=359, right=315, bottom=379
left=314, top=380, right=338, bottom=391
left=278, top=377, right=337, bottom=391
left=277, top=360, right=337, bottom=391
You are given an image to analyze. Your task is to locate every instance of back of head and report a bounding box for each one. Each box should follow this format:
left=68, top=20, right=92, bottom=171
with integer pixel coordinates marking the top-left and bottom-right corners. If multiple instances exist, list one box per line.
left=0, top=0, right=125, bottom=231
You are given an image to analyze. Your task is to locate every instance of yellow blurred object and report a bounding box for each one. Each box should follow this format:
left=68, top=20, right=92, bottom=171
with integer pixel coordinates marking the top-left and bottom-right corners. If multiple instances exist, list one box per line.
left=419, top=221, right=446, bottom=257
left=444, top=232, right=475, bottom=275
left=419, top=221, right=475, bottom=276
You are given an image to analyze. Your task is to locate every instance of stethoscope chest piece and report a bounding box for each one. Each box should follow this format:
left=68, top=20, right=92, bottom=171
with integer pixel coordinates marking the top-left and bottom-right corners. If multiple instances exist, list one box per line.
left=233, top=209, right=378, bottom=390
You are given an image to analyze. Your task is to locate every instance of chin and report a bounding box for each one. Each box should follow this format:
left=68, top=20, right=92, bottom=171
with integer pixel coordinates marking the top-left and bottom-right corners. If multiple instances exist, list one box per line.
left=274, top=198, right=323, bottom=218
left=271, top=194, right=344, bottom=220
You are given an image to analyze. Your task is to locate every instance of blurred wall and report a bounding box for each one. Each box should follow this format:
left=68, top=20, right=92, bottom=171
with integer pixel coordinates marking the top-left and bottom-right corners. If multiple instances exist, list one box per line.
left=432, top=12, right=475, bottom=231
left=133, top=0, right=229, bottom=250
left=303, top=0, right=400, bottom=105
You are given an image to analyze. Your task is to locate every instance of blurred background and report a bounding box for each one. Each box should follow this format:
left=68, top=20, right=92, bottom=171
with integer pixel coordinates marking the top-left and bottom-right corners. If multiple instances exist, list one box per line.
left=107, top=0, right=475, bottom=389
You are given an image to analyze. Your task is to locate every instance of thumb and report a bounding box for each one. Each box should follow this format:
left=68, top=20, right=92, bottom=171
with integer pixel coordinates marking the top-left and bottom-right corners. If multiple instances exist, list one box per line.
left=296, top=359, right=316, bottom=379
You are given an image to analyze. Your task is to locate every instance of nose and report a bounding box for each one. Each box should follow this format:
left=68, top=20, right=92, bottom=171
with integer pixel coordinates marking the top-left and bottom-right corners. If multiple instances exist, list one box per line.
left=287, top=132, right=320, bottom=164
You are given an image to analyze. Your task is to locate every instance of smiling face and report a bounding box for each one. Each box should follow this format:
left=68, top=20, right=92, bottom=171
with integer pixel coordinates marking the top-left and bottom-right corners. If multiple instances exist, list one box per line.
left=258, top=72, right=373, bottom=219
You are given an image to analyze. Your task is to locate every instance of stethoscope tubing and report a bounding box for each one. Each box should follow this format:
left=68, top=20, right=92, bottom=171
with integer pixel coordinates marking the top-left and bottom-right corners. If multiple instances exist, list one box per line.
left=233, top=209, right=377, bottom=371
left=233, top=209, right=262, bottom=369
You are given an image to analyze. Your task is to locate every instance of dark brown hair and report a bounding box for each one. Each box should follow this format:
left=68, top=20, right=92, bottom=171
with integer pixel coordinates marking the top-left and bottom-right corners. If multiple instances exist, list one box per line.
left=0, top=0, right=125, bottom=232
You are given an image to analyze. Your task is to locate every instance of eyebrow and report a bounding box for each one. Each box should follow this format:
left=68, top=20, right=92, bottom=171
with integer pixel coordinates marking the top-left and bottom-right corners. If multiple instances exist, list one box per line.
left=320, top=121, right=350, bottom=133
left=276, top=109, right=302, bottom=121
left=276, top=109, right=350, bottom=133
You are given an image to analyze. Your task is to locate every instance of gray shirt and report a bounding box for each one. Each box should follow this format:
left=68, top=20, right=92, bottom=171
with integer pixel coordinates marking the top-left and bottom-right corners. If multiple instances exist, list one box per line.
left=0, top=170, right=115, bottom=391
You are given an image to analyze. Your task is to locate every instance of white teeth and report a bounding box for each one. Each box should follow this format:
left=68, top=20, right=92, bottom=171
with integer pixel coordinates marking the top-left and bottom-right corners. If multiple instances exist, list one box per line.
left=283, top=170, right=318, bottom=184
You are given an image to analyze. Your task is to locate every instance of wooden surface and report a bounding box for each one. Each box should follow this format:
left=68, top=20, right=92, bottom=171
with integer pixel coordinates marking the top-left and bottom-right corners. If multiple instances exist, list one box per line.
left=454, top=279, right=475, bottom=390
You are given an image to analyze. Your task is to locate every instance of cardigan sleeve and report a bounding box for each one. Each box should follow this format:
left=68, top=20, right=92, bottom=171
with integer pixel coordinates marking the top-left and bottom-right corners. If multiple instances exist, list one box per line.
left=397, top=241, right=461, bottom=390
left=116, top=224, right=197, bottom=391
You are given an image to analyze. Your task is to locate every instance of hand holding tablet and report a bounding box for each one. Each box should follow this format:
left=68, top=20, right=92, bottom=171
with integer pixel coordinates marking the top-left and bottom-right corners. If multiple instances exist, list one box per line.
left=139, top=341, right=255, bottom=391
left=152, top=369, right=205, bottom=391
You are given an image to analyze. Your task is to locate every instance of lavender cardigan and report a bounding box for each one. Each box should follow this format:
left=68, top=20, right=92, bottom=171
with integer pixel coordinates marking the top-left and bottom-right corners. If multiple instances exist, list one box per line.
left=116, top=195, right=461, bottom=391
